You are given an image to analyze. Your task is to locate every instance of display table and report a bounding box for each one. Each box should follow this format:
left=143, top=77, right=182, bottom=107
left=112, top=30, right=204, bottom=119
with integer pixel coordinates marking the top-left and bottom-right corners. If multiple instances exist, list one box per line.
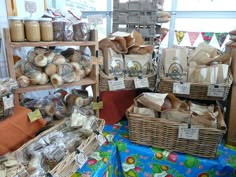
left=74, top=121, right=236, bottom=177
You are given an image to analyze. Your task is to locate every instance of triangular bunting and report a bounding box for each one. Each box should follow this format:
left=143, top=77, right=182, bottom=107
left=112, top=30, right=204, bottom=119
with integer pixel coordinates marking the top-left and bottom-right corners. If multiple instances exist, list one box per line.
left=176, top=31, right=186, bottom=45
left=188, top=32, right=200, bottom=46
left=201, top=32, right=214, bottom=44
left=215, top=32, right=228, bottom=47
left=160, top=33, right=167, bottom=42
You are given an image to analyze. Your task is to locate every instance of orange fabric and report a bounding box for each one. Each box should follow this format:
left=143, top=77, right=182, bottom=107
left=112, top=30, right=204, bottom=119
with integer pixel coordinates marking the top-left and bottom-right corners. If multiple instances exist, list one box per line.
left=99, top=90, right=137, bottom=124
left=0, top=106, right=46, bottom=155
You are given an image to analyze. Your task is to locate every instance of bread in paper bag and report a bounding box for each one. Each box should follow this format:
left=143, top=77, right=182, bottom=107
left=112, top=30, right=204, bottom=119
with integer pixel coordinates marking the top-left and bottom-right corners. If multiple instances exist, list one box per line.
left=162, top=47, right=188, bottom=81
left=125, top=53, right=152, bottom=77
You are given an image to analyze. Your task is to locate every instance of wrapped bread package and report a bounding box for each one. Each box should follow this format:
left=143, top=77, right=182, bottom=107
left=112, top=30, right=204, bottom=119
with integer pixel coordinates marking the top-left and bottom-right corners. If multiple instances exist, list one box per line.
left=124, top=53, right=152, bottom=77
left=162, top=47, right=188, bottom=81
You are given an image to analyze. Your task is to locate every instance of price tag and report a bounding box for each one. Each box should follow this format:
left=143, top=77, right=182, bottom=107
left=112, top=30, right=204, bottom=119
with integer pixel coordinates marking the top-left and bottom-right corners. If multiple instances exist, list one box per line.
left=207, top=85, right=225, bottom=97
left=178, top=125, right=199, bottom=140
left=173, top=82, right=190, bottom=95
left=92, top=101, right=103, bottom=110
left=134, top=77, right=149, bottom=88
left=96, top=134, right=106, bottom=146
left=2, top=94, right=14, bottom=110
left=28, top=109, right=42, bottom=122
left=108, top=79, right=125, bottom=91
left=75, top=151, right=88, bottom=169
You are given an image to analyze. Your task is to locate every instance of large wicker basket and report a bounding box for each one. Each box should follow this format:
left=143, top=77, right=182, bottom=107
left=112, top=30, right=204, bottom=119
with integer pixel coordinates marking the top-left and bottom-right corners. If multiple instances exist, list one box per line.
left=126, top=104, right=225, bottom=158
left=99, top=67, right=157, bottom=91
left=158, top=72, right=233, bottom=101
left=7, top=118, right=105, bottom=177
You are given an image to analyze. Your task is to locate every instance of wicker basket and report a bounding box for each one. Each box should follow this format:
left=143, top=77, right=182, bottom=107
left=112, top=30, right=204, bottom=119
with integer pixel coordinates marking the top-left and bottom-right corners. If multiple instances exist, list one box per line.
left=9, top=118, right=105, bottom=177
left=159, top=71, right=233, bottom=101
left=99, top=67, right=157, bottom=91
left=126, top=104, right=225, bottom=158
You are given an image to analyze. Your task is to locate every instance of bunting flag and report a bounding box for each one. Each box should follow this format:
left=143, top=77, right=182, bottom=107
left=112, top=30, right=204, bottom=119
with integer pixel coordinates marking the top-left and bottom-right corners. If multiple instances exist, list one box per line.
left=160, top=33, right=167, bottom=42
left=215, top=32, right=228, bottom=47
left=188, top=32, right=200, bottom=46
left=176, top=31, right=186, bottom=44
left=201, top=32, right=214, bottom=44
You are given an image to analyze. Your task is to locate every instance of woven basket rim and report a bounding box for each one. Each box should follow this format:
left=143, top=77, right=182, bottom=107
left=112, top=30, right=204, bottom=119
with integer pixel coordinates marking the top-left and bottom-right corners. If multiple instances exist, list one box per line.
left=126, top=104, right=226, bottom=134
left=160, top=70, right=233, bottom=87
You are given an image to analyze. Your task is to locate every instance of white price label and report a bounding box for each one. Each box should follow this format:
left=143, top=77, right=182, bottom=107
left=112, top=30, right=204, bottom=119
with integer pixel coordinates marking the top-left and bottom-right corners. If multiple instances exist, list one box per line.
left=96, top=134, right=106, bottom=146
left=207, top=85, right=225, bottom=97
left=3, top=94, right=14, bottom=110
left=178, top=125, right=199, bottom=140
left=108, top=79, right=125, bottom=91
left=134, top=77, right=149, bottom=88
left=75, top=151, right=88, bottom=169
left=173, top=82, right=190, bottom=95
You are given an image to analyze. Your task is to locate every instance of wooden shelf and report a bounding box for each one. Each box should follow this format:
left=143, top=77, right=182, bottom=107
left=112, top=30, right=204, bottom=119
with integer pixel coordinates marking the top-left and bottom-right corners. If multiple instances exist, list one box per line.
left=8, top=41, right=97, bottom=48
left=15, top=77, right=97, bottom=93
left=4, top=28, right=100, bottom=117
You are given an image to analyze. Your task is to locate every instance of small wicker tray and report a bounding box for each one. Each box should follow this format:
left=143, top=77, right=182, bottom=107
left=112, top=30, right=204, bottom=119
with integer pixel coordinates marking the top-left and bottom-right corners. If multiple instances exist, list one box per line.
left=9, top=118, right=105, bottom=177
left=159, top=72, right=233, bottom=101
left=99, top=68, right=157, bottom=91
left=126, top=104, right=225, bottom=158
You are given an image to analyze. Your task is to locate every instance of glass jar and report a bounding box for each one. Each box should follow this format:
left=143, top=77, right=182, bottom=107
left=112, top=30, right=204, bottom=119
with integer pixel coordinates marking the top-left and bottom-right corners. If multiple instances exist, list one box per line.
left=39, top=18, right=53, bottom=41
left=24, top=18, right=40, bottom=42
left=8, top=16, right=25, bottom=42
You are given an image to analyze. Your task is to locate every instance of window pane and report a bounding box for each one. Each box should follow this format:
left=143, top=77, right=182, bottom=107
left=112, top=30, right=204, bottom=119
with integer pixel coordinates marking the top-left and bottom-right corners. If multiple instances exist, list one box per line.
left=177, top=0, right=236, bottom=11
left=65, top=0, right=107, bottom=11
left=175, top=18, right=236, bottom=32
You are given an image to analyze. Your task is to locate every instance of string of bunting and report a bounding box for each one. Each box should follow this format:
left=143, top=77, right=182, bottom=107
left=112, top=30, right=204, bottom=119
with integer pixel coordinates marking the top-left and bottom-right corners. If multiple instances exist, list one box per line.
left=161, top=31, right=229, bottom=47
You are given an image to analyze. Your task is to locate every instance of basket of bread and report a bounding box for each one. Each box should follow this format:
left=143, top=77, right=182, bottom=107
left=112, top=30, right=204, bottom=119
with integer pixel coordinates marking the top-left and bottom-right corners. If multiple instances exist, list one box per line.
left=0, top=115, right=105, bottom=177
left=159, top=43, right=233, bottom=100
left=126, top=92, right=226, bottom=158
left=98, top=30, right=158, bottom=91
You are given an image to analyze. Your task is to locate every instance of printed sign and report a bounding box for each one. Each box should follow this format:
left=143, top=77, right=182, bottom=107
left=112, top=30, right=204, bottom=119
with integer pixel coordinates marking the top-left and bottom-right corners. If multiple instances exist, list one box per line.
left=178, top=125, right=199, bottom=140
left=207, top=85, right=225, bottom=98
left=108, top=79, right=125, bottom=91
left=134, top=77, right=149, bottom=88
left=173, top=82, right=191, bottom=95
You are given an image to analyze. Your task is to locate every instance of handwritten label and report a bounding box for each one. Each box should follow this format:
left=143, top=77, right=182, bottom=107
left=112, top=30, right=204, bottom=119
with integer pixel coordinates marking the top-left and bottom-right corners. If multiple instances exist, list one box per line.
left=88, top=15, right=103, bottom=25
left=173, top=82, right=190, bottom=95
left=75, top=152, right=88, bottom=169
left=28, top=109, right=42, bottom=122
left=134, top=77, right=149, bottom=88
left=207, top=85, right=225, bottom=97
left=24, top=1, right=37, bottom=14
left=93, top=101, right=103, bottom=110
left=3, top=94, right=14, bottom=110
left=178, top=125, right=199, bottom=140
left=108, top=79, right=125, bottom=91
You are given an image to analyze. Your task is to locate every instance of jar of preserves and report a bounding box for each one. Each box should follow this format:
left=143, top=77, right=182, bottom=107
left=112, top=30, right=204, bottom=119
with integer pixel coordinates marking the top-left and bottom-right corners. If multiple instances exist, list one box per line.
left=24, top=18, right=40, bottom=42
left=8, top=16, right=25, bottom=42
left=39, top=18, right=53, bottom=41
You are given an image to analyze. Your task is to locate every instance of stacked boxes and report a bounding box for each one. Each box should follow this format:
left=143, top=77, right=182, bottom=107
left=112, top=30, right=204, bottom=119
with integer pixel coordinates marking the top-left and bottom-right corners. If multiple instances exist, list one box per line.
left=112, top=0, right=163, bottom=45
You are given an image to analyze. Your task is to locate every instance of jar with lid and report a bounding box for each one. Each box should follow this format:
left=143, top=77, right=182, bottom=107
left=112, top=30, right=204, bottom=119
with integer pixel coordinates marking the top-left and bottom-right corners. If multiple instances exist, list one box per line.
left=39, top=18, right=53, bottom=41
left=24, top=18, right=41, bottom=42
left=8, top=16, right=25, bottom=42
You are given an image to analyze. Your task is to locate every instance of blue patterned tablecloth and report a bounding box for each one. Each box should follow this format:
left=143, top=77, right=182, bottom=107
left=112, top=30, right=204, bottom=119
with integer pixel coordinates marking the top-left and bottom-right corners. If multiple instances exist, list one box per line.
left=73, top=121, right=236, bottom=177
